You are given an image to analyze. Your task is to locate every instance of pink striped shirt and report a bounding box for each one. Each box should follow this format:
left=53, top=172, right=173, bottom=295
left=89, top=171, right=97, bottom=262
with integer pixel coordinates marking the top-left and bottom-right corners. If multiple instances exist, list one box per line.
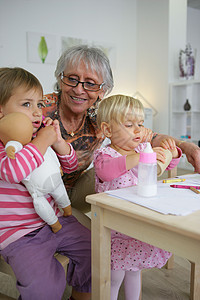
left=0, top=141, right=78, bottom=250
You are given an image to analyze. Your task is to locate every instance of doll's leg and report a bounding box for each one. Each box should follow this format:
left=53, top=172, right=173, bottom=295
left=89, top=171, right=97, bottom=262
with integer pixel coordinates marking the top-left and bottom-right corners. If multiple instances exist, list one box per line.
left=1, top=225, right=66, bottom=300
left=33, top=194, right=62, bottom=233
left=124, top=270, right=141, bottom=300
left=50, top=183, right=72, bottom=216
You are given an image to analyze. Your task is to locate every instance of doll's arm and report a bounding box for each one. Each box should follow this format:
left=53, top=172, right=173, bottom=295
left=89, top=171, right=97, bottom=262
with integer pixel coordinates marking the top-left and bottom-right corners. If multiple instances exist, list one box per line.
left=5, top=141, right=23, bottom=159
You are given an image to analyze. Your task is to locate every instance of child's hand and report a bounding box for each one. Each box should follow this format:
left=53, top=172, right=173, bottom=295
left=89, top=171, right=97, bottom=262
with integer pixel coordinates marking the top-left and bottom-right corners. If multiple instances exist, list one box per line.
left=152, top=147, right=166, bottom=163
left=37, top=125, right=57, bottom=145
left=160, top=138, right=178, bottom=158
left=141, top=127, right=153, bottom=143
left=43, top=117, right=70, bottom=156
left=42, top=117, right=54, bottom=127
left=43, top=117, right=63, bottom=142
left=31, top=125, right=57, bottom=155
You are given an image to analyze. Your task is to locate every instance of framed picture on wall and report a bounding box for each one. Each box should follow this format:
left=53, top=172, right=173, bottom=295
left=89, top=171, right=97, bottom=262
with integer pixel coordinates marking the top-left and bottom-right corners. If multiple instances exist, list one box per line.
left=26, top=32, right=57, bottom=64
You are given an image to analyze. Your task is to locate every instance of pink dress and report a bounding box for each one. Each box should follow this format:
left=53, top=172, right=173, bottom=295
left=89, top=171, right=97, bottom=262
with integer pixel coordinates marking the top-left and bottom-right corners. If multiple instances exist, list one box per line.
left=94, top=144, right=181, bottom=271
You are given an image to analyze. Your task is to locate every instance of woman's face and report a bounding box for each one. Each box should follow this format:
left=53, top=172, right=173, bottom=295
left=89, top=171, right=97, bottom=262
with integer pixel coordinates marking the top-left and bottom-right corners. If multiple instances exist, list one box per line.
left=60, top=60, right=105, bottom=116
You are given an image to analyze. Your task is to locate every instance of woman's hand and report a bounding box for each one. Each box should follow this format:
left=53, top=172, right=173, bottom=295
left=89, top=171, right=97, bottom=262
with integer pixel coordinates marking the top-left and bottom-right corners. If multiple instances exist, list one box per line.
left=180, top=142, right=200, bottom=172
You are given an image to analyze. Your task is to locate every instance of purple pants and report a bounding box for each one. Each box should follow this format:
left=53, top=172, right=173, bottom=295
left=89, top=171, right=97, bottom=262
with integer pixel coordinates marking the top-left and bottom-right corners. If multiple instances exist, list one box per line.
left=1, top=216, right=91, bottom=300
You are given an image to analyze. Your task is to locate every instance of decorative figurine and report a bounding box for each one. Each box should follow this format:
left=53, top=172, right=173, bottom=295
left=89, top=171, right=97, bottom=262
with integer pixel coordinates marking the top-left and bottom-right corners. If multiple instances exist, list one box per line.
left=179, top=43, right=195, bottom=80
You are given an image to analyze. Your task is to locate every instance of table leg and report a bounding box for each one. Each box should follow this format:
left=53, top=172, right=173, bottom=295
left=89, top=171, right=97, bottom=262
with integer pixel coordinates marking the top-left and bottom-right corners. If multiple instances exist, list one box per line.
left=190, top=262, right=200, bottom=300
left=91, top=205, right=111, bottom=300
left=165, top=254, right=174, bottom=269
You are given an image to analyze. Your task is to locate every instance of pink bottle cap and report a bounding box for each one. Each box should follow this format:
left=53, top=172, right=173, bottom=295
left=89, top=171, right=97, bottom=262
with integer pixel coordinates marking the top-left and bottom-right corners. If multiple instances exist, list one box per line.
left=139, top=152, right=157, bottom=163
left=139, top=142, right=157, bottom=163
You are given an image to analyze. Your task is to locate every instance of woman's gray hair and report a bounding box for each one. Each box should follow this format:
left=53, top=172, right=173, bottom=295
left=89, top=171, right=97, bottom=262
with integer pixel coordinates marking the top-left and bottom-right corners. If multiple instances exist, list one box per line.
left=55, top=45, right=114, bottom=96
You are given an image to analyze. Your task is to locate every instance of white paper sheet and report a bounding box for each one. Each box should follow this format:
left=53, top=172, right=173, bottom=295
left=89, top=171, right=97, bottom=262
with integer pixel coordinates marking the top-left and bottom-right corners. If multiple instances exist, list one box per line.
left=106, top=174, right=200, bottom=216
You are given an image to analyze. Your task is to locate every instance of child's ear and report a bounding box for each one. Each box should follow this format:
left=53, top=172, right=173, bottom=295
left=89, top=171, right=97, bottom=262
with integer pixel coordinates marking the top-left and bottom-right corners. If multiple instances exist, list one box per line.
left=101, top=122, right=112, bottom=138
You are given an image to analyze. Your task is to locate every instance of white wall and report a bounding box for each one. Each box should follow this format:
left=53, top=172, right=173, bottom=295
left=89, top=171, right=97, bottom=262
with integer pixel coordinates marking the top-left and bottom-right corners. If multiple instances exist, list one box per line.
left=0, top=0, right=137, bottom=95
left=0, top=0, right=200, bottom=134
left=136, top=0, right=188, bottom=134
left=187, top=7, right=200, bottom=80
left=169, top=0, right=187, bottom=81
left=136, top=0, right=169, bottom=134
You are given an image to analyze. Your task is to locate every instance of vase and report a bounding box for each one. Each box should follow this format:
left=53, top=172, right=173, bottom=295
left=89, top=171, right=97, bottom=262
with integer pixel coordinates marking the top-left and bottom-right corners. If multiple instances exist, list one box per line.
left=184, top=99, right=191, bottom=111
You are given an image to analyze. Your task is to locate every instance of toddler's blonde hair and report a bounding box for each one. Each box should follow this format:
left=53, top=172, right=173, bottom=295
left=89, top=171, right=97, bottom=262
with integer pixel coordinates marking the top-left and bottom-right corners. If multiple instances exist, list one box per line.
left=97, top=94, right=144, bottom=128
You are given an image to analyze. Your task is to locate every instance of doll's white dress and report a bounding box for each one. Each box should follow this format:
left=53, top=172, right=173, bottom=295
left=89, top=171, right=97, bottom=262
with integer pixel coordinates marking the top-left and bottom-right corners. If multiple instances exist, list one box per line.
left=5, top=141, right=70, bottom=225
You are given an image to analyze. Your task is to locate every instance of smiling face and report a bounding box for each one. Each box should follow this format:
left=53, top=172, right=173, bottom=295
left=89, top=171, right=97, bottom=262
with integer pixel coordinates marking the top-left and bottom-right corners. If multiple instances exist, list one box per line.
left=60, top=60, right=105, bottom=116
left=0, top=86, right=44, bottom=133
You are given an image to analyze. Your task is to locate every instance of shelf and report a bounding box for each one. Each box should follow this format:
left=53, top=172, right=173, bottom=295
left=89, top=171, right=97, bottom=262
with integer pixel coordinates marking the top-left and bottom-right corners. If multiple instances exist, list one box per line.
left=169, top=81, right=200, bottom=144
left=169, top=80, right=200, bottom=86
left=172, top=111, right=200, bottom=113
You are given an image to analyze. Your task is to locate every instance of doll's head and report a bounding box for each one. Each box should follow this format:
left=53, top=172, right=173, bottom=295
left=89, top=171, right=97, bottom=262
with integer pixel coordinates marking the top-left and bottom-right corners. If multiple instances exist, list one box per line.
left=0, top=112, right=33, bottom=146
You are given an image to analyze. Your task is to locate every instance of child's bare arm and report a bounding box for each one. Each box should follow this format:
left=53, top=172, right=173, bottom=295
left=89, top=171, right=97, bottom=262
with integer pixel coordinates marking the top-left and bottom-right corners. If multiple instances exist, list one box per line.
left=31, top=125, right=57, bottom=155
left=43, top=118, right=71, bottom=155
left=126, top=152, right=140, bottom=170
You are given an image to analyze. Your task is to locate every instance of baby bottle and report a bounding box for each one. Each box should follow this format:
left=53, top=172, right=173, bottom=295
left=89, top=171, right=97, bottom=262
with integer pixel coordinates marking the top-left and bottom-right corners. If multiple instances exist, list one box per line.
left=137, top=142, right=157, bottom=197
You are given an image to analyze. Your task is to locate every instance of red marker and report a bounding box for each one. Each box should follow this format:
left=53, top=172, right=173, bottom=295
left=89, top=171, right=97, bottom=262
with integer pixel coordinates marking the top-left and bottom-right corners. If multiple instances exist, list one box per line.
left=170, top=185, right=200, bottom=190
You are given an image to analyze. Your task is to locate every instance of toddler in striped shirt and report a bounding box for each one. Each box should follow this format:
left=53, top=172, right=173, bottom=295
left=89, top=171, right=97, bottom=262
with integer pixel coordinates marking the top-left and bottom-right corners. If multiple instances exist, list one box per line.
left=0, top=68, right=78, bottom=233
left=0, top=67, right=91, bottom=300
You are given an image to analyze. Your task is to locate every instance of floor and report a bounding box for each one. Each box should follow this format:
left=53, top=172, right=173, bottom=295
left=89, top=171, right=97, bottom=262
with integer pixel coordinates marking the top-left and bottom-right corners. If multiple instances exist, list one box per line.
left=0, top=255, right=191, bottom=300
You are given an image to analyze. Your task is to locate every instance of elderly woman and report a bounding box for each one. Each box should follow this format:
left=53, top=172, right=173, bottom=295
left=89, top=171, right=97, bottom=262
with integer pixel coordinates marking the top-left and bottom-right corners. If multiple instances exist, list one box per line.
left=43, top=45, right=113, bottom=212
left=43, top=44, right=200, bottom=213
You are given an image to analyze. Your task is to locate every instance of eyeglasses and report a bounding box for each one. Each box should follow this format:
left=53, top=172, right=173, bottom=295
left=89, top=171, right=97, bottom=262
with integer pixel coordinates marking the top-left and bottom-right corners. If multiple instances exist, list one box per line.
left=60, top=72, right=104, bottom=92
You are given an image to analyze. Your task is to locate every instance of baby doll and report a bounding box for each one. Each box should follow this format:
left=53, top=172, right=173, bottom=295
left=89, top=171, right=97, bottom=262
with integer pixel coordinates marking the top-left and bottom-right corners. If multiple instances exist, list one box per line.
left=0, top=112, right=72, bottom=233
